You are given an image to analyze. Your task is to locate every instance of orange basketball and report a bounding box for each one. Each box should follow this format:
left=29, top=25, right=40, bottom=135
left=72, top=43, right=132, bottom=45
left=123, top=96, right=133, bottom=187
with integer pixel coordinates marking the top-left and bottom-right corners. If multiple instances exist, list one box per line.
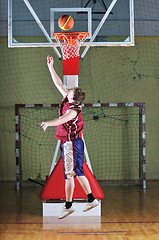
left=58, top=15, right=74, bottom=31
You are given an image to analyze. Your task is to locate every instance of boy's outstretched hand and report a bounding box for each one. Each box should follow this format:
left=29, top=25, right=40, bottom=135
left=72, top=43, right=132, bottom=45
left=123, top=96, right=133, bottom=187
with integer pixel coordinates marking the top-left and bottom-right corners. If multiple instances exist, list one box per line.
left=47, top=55, right=53, bottom=69
left=39, top=122, right=48, bottom=132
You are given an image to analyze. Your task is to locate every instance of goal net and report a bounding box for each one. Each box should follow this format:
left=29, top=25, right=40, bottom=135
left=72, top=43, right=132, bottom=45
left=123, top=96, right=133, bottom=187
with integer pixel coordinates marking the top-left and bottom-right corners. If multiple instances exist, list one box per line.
left=15, top=103, right=145, bottom=189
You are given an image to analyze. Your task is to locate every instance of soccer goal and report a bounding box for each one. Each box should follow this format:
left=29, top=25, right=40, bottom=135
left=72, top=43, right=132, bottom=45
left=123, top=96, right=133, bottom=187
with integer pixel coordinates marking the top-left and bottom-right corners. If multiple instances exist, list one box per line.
left=15, top=102, right=146, bottom=190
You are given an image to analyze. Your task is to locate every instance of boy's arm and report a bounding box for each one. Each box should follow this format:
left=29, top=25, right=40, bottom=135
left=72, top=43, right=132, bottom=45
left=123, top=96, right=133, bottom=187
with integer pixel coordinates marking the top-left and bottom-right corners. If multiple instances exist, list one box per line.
left=47, top=56, right=68, bottom=97
left=40, top=109, right=77, bottom=132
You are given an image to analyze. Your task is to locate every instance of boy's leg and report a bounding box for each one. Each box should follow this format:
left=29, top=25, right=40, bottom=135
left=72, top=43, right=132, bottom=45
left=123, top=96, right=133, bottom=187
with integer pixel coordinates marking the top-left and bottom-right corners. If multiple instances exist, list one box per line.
left=65, top=177, right=75, bottom=202
left=59, top=141, right=76, bottom=219
left=76, top=175, right=91, bottom=195
left=59, top=177, right=75, bottom=219
left=76, top=175, right=99, bottom=212
left=73, top=138, right=99, bottom=211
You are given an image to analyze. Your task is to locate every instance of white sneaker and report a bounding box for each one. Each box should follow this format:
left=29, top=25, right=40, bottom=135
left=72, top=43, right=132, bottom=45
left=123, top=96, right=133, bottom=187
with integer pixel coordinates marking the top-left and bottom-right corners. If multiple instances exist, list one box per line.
left=59, top=205, right=75, bottom=219
left=83, top=199, right=99, bottom=212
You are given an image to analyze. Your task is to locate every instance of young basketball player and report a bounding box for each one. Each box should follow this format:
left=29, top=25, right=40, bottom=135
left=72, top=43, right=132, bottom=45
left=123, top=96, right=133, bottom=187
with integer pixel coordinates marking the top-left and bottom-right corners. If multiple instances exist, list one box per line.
left=40, top=56, right=99, bottom=219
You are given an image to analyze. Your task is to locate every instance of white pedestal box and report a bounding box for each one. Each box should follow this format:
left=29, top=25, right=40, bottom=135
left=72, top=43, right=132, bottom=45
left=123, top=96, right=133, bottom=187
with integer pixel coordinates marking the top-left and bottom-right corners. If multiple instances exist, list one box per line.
left=42, top=200, right=101, bottom=217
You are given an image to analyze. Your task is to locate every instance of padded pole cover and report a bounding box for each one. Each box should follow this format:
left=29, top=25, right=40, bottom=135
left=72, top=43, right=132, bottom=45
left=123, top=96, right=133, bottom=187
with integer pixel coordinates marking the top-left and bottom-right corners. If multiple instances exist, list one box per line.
left=40, top=157, right=104, bottom=200
left=63, top=56, right=79, bottom=75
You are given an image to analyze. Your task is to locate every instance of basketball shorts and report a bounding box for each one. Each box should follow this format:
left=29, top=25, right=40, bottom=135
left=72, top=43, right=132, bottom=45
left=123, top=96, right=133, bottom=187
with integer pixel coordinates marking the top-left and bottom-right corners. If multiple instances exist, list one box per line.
left=61, top=136, right=84, bottom=179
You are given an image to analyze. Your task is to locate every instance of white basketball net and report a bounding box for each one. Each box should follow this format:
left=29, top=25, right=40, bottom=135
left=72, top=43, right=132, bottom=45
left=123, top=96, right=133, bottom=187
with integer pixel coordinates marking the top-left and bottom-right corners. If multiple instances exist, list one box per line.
left=54, top=32, right=88, bottom=60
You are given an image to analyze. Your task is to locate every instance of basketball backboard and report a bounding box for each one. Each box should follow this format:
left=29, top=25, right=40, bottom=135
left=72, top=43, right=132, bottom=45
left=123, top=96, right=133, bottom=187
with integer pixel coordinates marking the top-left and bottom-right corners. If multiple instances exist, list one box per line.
left=8, top=0, right=134, bottom=58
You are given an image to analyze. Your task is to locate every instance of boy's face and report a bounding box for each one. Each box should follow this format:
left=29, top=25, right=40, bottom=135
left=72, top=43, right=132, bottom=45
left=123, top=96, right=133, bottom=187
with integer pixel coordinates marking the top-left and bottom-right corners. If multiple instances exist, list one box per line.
left=68, top=89, right=75, bottom=102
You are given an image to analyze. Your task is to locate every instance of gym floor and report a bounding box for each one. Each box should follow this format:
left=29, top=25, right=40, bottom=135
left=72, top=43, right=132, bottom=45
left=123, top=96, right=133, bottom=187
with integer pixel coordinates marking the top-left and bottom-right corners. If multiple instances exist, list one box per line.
left=0, top=181, right=159, bottom=240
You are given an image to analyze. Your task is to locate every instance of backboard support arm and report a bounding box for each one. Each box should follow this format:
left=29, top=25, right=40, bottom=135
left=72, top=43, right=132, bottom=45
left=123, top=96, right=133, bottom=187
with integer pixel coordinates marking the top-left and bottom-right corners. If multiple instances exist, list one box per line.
left=8, top=0, right=61, bottom=59
left=81, top=0, right=118, bottom=59
left=23, top=0, right=61, bottom=59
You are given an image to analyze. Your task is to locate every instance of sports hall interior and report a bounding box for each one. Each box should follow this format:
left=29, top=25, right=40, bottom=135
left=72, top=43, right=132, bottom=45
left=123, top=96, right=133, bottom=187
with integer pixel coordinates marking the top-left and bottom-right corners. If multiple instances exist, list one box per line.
left=0, top=0, right=159, bottom=239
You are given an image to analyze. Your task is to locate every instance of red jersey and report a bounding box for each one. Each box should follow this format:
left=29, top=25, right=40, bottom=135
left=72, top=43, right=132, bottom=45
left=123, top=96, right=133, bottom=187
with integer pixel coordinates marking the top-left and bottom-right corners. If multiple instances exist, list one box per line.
left=56, top=95, right=84, bottom=141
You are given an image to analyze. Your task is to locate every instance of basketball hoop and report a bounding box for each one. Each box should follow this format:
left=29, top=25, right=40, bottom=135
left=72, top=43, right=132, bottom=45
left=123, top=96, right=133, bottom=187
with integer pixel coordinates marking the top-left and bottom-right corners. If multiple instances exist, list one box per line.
left=53, top=32, right=89, bottom=60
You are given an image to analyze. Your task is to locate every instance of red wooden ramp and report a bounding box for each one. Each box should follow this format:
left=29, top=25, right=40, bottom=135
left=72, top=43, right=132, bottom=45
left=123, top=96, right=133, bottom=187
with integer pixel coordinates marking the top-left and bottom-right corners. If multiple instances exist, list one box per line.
left=40, top=157, right=104, bottom=200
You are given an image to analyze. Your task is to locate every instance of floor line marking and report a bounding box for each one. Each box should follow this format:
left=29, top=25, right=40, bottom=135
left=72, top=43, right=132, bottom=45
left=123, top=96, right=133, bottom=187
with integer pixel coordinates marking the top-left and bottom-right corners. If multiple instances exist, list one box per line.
left=58, top=231, right=127, bottom=234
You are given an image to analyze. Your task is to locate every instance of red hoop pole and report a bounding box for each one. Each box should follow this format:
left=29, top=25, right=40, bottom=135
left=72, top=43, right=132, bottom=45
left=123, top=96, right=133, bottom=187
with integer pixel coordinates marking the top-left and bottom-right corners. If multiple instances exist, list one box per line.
left=63, top=54, right=79, bottom=75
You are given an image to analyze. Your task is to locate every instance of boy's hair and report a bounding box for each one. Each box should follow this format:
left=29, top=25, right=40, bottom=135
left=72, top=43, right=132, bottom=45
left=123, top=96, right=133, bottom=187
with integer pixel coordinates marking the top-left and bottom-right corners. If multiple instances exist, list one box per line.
left=73, top=87, right=86, bottom=104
